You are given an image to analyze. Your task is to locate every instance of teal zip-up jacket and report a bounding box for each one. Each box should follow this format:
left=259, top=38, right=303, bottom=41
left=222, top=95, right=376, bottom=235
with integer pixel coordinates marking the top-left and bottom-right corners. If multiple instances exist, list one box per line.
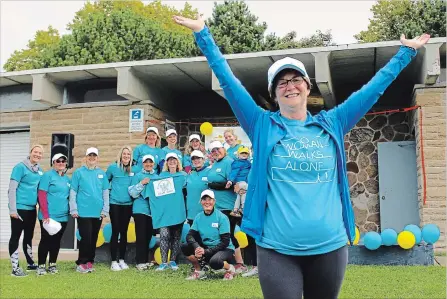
left=194, top=26, right=417, bottom=243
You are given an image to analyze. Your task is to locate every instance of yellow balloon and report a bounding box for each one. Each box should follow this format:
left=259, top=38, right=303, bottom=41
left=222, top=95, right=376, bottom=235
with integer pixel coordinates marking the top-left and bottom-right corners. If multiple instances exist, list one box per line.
left=397, top=231, right=416, bottom=249
left=235, top=231, right=248, bottom=249
left=127, top=222, right=136, bottom=243
left=200, top=122, right=213, bottom=136
left=154, top=247, right=171, bottom=265
left=347, top=227, right=360, bottom=246
left=96, top=230, right=105, bottom=247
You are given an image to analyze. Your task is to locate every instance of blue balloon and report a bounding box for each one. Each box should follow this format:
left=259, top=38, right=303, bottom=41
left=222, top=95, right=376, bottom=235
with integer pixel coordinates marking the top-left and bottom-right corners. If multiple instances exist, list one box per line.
left=404, top=224, right=422, bottom=244
left=422, top=224, right=440, bottom=244
left=103, top=223, right=112, bottom=243
left=76, top=229, right=81, bottom=241
left=364, top=232, right=382, bottom=250
left=181, top=223, right=190, bottom=243
left=381, top=228, right=397, bottom=246
left=235, top=225, right=241, bottom=234
left=149, top=236, right=158, bottom=249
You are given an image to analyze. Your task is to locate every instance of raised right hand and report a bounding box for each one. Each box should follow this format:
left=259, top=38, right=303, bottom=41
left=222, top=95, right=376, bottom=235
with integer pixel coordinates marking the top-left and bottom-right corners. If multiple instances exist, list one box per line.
left=173, top=15, right=205, bottom=33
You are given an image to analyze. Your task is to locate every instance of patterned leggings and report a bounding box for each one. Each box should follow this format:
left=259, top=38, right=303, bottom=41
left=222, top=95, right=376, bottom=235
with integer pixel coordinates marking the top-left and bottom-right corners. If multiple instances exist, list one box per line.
left=159, top=223, right=183, bottom=264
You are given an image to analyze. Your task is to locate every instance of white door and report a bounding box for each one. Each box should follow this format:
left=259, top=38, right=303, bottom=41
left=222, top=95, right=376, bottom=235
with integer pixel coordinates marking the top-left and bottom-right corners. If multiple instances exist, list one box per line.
left=0, top=131, right=30, bottom=243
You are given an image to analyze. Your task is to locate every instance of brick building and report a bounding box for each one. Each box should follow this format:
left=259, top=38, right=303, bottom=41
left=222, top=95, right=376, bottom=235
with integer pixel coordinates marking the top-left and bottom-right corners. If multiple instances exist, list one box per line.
left=0, top=38, right=445, bottom=253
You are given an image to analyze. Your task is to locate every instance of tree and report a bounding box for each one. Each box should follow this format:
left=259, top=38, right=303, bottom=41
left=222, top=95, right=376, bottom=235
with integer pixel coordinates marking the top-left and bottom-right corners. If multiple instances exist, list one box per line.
left=3, top=26, right=60, bottom=71
left=207, top=0, right=267, bottom=54
left=355, top=0, right=446, bottom=42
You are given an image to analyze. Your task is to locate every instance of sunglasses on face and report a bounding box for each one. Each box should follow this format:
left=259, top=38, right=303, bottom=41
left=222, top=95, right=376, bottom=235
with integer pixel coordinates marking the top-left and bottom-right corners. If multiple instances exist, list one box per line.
left=211, top=148, right=220, bottom=153
left=55, top=159, right=66, bottom=164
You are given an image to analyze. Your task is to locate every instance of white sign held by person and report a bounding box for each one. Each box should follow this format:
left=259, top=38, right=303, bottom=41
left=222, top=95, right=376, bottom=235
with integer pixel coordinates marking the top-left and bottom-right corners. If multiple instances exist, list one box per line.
left=129, top=109, right=144, bottom=132
left=153, top=177, right=175, bottom=197
left=204, top=126, right=252, bottom=150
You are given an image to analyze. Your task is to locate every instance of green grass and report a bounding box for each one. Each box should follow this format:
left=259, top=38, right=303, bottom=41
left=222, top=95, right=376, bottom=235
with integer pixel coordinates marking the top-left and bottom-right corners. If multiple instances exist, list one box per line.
left=0, top=260, right=445, bottom=298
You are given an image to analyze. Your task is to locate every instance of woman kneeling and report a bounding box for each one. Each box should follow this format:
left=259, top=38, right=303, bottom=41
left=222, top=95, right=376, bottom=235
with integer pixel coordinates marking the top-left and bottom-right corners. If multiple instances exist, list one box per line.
left=182, top=190, right=236, bottom=280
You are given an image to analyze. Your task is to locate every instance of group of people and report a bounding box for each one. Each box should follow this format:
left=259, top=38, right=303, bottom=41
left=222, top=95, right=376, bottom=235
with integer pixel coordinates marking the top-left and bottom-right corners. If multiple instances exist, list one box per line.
left=8, top=127, right=256, bottom=281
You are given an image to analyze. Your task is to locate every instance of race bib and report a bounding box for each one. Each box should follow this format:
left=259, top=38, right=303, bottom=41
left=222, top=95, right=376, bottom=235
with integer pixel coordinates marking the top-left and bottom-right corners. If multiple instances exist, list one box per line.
left=153, top=177, right=175, bottom=197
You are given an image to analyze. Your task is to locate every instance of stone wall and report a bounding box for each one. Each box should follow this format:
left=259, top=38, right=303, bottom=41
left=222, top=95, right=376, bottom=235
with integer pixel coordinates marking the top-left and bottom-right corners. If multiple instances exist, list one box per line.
left=344, top=112, right=414, bottom=233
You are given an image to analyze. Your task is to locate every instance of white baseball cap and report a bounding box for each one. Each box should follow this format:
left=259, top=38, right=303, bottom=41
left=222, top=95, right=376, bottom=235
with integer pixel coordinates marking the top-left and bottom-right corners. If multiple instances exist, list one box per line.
left=209, top=140, right=224, bottom=150
left=166, top=129, right=177, bottom=137
left=142, top=154, right=155, bottom=163
left=191, top=150, right=204, bottom=159
left=86, top=147, right=99, bottom=156
left=189, top=134, right=201, bottom=142
left=165, top=152, right=180, bottom=161
left=200, top=189, right=215, bottom=199
left=146, top=127, right=160, bottom=137
left=52, top=153, right=67, bottom=163
left=267, top=57, right=310, bottom=95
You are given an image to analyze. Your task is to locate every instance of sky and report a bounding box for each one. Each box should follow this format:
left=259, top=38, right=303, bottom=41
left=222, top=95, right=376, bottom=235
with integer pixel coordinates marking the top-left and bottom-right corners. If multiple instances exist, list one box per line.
left=0, top=0, right=375, bottom=72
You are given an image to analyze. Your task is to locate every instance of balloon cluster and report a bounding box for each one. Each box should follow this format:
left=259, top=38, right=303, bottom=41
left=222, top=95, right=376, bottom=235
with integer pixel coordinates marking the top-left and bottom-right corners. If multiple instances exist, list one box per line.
left=363, top=223, right=440, bottom=251
left=76, top=222, right=138, bottom=248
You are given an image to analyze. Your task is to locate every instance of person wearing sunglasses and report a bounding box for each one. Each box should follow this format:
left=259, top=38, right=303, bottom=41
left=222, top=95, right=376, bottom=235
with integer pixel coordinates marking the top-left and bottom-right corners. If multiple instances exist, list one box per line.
left=206, top=140, right=247, bottom=274
left=174, top=14, right=430, bottom=299
left=69, top=147, right=109, bottom=273
left=8, top=144, right=44, bottom=277
left=36, top=153, right=70, bottom=275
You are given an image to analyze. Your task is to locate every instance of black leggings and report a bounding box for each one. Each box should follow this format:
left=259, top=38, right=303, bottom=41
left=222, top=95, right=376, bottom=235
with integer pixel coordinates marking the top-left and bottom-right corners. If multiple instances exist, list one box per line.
left=109, top=204, right=132, bottom=261
left=181, top=242, right=234, bottom=270
left=257, top=245, right=348, bottom=299
left=159, top=223, right=182, bottom=264
left=76, top=217, right=102, bottom=265
left=221, top=210, right=240, bottom=249
left=133, top=213, right=153, bottom=264
left=9, top=209, right=36, bottom=269
left=245, top=234, right=257, bottom=266
left=38, top=221, right=68, bottom=265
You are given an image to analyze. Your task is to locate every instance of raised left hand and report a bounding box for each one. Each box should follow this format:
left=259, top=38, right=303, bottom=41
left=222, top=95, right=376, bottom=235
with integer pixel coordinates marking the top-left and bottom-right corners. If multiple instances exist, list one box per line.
left=400, top=34, right=430, bottom=50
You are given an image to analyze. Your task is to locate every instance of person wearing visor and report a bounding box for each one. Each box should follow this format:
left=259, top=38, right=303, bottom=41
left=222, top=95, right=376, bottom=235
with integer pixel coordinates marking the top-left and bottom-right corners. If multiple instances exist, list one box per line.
left=206, top=140, right=246, bottom=273
left=144, top=152, right=187, bottom=271
left=182, top=189, right=236, bottom=281
left=106, top=146, right=134, bottom=271
left=185, top=150, right=211, bottom=226
left=162, top=129, right=183, bottom=168
left=183, top=134, right=208, bottom=173
left=133, top=127, right=164, bottom=173
left=8, top=144, right=44, bottom=277
left=36, top=153, right=70, bottom=275
left=128, top=154, right=159, bottom=271
left=174, top=14, right=430, bottom=299
left=70, top=147, right=109, bottom=274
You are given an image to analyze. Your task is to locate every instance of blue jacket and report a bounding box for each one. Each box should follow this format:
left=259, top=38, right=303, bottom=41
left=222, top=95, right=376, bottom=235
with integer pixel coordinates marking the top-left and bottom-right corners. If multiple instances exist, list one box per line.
left=229, top=159, right=251, bottom=183
left=194, top=26, right=417, bottom=243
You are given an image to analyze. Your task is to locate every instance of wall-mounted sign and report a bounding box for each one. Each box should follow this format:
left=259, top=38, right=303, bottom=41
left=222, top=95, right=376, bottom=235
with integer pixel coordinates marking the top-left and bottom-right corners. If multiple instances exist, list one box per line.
left=129, top=109, right=144, bottom=132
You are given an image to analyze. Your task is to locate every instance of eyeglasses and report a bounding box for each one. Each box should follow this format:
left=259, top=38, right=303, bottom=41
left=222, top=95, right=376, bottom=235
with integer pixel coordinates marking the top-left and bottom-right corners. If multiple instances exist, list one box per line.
left=55, top=159, right=66, bottom=164
left=276, top=77, right=305, bottom=89
left=191, top=157, right=203, bottom=161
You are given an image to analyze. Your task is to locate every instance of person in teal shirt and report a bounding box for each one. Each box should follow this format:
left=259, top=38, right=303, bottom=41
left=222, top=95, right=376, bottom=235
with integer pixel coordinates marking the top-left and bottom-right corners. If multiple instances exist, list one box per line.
left=132, top=127, right=164, bottom=173
left=183, top=134, right=209, bottom=173
left=36, top=153, right=70, bottom=275
left=182, top=189, right=236, bottom=281
left=144, top=152, right=186, bottom=271
left=206, top=140, right=246, bottom=273
left=223, top=128, right=243, bottom=160
left=8, top=144, right=44, bottom=277
left=162, top=129, right=183, bottom=167
left=185, top=150, right=210, bottom=225
left=128, top=154, right=159, bottom=271
left=175, top=15, right=430, bottom=299
left=106, top=146, right=134, bottom=272
left=69, top=147, right=109, bottom=273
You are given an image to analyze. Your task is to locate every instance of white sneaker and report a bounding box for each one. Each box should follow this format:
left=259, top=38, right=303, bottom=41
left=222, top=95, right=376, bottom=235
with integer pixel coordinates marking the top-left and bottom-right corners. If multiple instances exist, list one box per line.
left=136, top=263, right=148, bottom=271
left=119, top=259, right=129, bottom=270
left=110, top=261, right=121, bottom=271
left=242, top=266, right=258, bottom=277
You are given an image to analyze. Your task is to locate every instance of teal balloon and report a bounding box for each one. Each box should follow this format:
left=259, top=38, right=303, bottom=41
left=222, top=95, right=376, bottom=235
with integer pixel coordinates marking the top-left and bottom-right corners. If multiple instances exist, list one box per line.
left=181, top=223, right=190, bottom=243
left=422, top=224, right=440, bottom=244
left=364, top=232, right=382, bottom=250
left=381, top=228, right=397, bottom=246
left=149, top=236, right=158, bottom=249
left=404, top=224, right=422, bottom=244
left=76, top=229, right=81, bottom=241
left=103, top=223, right=112, bottom=243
